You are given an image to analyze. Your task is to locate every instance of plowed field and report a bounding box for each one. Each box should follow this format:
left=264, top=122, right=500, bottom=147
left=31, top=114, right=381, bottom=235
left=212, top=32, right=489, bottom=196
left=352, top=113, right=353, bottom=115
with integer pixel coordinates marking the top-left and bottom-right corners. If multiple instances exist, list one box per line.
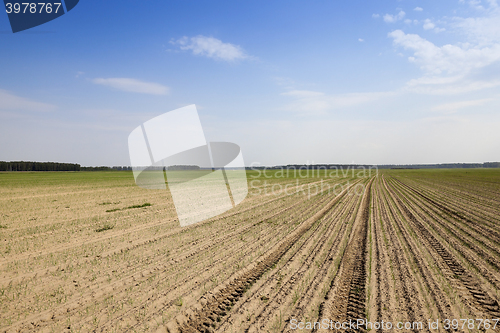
left=1, top=169, right=500, bottom=332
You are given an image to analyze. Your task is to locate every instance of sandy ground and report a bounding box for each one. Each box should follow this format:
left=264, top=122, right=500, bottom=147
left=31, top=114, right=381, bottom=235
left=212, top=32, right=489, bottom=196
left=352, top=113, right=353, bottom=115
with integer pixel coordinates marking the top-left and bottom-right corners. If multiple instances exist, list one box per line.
left=1, top=170, right=500, bottom=332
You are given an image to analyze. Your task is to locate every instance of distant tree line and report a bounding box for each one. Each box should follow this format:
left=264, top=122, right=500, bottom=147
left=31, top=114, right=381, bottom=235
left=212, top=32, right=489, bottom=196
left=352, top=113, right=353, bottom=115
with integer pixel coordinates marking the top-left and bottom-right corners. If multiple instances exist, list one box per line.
left=2, top=161, right=499, bottom=172
left=0, top=161, right=80, bottom=171
left=248, top=162, right=500, bottom=170
left=112, top=166, right=133, bottom=171
left=0, top=162, right=136, bottom=172
left=384, top=162, right=499, bottom=169
left=167, top=165, right=200, bottom=171
left=484, top=162, right=500, bottom=168
left=80, top=166, right=133, bottom=171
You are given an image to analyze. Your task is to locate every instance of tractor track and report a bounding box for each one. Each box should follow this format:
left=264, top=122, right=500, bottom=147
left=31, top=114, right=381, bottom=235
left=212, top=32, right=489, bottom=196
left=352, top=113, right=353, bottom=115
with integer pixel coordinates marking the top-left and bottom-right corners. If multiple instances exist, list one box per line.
left=165, top=180, right=363, bottom=333
left=317, top=177, right=373, bottom=332
left=383, top=176, right=500, bottom=319
left=4, top=179, right=352, bottom=333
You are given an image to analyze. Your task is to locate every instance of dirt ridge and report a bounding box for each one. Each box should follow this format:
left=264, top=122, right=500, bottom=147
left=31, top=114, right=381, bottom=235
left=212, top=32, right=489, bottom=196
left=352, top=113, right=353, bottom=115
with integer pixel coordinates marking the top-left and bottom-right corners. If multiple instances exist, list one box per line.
left=163, top=180, right=362, bottom=333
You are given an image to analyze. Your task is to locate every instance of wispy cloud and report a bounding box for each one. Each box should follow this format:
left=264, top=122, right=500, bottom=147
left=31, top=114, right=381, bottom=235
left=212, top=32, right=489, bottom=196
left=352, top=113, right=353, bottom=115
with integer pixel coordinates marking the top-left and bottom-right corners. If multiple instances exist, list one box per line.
left=452, top=8, right=500, bottom=46
left=386, top=0, right=500, bottom=94
left=0, top=89, right=56, bottom=112
left=465, top=0, right=486, bottom=10
left=423, top=19, right=435, bottom=30
left=414, top=7, right=423, bottom=12
left=171, top=35, right=249, bottom=62
left=431, top=98, right=494, bottom=113
left=406, top=77, right=500, bottom=94
left=281, top=90, right=394, bottom=115
left=92, top=78, right=169, bottom=95
left=389, top=16, right=500, bottom=94
left=383, top=10, right=406, bottom=23
left=272, top=77, right=296, bottom=90
left=389, top=29, right=500, bottom=75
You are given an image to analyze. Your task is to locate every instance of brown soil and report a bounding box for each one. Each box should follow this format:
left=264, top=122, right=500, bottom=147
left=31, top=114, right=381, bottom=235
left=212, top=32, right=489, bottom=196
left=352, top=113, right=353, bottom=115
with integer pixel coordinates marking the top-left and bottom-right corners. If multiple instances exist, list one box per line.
left=2, top=170, right=500, bottom=333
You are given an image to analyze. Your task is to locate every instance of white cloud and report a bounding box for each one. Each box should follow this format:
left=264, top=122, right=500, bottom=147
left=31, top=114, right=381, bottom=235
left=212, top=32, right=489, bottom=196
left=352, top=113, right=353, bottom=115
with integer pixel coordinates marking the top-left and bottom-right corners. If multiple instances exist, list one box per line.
left=406, top=77, right=500, bottom=94
left=388, top=4, right=500, bottom=95
left=423, top=19, right=435, bottom=30
left=272, top=77, right=296, bottom=90
left=452, top=9, right=500, bottom=46
left=283, top=90, right=324, bottom=98
left=431, top=98, right=494, bottom=112
left=372, top=14, right=380, bottom=18
left=281, top=90, right=394, bottom=115
left=414, top=7, right=423, bottom=11
left=92, top=78, right=169, bottom=95
left=389, top=30, right=500, bottom=76
left=467, top=0, right=485, bottom=10
left=172, top=35, right=248, bottom=61
left=486, top=0, right=499, bottom=8
left=0, top=89, right=55, bottom=112
left=383, top=10, right=406, bottom=23
left=358, top=38, right=364, bottom=42
left=388, top=1, right=500, bottom=94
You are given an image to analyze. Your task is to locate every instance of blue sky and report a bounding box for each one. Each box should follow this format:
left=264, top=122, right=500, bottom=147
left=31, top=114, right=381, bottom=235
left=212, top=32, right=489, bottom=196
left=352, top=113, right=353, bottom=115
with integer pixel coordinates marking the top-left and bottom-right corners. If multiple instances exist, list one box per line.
left=1, top=0, right=500, bottom=166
